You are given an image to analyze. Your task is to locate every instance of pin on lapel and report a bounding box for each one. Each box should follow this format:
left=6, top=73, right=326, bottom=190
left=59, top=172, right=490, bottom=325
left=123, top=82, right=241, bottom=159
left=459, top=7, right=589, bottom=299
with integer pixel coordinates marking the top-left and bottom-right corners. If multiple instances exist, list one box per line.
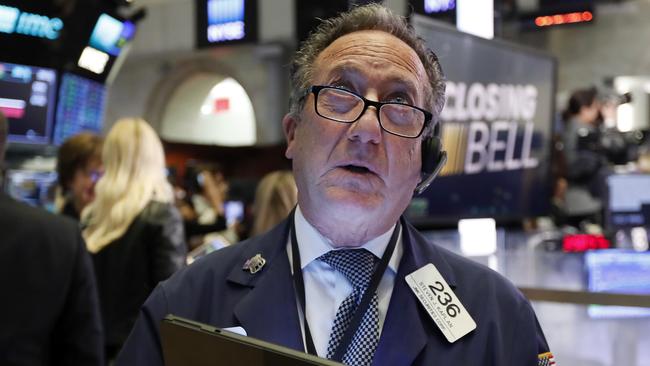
left=242, top=254, right=266, bottom=274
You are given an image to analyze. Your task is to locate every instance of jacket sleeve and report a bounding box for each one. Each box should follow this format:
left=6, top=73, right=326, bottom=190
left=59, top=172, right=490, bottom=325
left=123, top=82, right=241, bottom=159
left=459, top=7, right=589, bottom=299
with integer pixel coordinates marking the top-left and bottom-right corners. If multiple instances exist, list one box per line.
left=150, top=204, right=187, bottom=286
left=51, top=230, right=105, bottom=366
left=507, top=300, right=552, bottom=366
left=114, top=284, right=169, bottom=366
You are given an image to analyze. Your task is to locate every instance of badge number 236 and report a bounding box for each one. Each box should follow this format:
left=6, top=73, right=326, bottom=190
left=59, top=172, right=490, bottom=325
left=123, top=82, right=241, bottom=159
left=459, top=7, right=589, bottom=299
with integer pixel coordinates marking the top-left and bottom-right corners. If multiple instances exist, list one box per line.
left=428, top=281, right=461, bottom=318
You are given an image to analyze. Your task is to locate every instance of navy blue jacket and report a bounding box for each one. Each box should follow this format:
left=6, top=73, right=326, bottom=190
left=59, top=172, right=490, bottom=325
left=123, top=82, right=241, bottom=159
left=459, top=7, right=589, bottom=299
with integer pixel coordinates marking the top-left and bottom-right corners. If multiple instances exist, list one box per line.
left=116, top=217, right=549, bottom=365
left=0, top=193, right=104, bottom=365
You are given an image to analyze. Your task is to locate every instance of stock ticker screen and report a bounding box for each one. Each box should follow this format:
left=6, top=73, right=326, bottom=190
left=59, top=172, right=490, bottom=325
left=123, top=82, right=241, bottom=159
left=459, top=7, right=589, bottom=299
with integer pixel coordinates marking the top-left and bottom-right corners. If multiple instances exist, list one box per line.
left=0, top=61, right=57, bottom=144
left=53, top=73, right=106, bottom=145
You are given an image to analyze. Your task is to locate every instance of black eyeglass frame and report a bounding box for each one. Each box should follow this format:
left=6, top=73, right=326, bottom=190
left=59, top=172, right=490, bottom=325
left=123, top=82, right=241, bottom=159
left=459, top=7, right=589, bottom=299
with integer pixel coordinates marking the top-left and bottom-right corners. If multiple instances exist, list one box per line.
left=305, top=85, right=433, bottom=139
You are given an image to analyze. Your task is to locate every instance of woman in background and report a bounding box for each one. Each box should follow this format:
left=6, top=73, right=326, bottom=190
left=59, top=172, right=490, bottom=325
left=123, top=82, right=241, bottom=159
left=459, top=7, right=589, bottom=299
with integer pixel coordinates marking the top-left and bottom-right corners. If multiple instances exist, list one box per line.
left=250, top=170, right=297, bottom=237
left=82, top=118, right=186, bottom=361
left=56, top=132, right=103, bottom=220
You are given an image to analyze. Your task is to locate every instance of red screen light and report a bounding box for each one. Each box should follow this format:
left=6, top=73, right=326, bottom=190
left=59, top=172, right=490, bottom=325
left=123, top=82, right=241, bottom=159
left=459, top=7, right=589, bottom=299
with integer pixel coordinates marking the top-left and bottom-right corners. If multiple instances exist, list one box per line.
left=563, top=234, right=611, bottom=252
left=535, top=11, right=593, bottom=27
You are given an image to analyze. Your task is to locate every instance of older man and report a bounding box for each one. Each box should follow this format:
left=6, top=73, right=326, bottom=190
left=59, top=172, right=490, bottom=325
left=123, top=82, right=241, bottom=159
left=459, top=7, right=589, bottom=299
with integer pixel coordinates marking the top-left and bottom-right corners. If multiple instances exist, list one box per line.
left=117, top=4, right=552, bottom=366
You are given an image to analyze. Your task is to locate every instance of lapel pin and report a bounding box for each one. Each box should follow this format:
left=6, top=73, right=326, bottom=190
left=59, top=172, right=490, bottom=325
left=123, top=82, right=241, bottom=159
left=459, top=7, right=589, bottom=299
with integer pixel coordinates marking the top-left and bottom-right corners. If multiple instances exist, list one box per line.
left=242, top=254, right=266, bottom=274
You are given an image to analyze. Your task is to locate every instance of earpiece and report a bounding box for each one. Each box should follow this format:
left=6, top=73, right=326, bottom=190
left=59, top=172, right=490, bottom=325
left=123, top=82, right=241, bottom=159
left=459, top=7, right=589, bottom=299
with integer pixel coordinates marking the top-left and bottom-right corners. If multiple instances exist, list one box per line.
left=414, top=123, right=447, bottom=195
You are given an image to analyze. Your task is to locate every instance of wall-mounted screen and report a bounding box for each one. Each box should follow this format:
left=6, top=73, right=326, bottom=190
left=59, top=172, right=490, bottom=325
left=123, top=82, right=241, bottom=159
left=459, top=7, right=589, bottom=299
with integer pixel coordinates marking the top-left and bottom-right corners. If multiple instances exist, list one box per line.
left=0, top=61, right=57, bottom=144
left=408, top=16, right=556, bottom=226
left=196, top=0, right=257, bottom=48
left=89, top=14, right=136, bottom=57
left=77, top=12, right=137, bottom=81
left=53, top=73, right=106, bottom=145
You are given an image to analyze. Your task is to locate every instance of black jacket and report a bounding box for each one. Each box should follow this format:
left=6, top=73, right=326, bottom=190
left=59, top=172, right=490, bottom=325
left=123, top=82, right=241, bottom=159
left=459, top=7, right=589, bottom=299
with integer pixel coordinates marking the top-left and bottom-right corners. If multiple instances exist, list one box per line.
left=0, top=193, right=104, bottom=366
left=91, top=201, right=186, bottom=354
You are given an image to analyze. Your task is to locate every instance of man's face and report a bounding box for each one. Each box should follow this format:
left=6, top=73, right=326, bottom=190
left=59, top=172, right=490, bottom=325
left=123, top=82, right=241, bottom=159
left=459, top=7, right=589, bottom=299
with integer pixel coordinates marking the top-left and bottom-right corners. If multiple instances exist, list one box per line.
left=283, top=30, right=430, bottom=244
left=69, top=159, right=103, bottom=212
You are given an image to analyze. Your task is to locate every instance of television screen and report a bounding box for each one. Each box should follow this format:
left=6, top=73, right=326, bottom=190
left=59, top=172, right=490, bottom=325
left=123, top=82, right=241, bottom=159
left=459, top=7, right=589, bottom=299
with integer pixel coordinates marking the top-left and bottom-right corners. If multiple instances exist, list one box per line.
left=409, top=16, right=555, bottom=226
left=76, top=12, right=137, bottom=80
left=0, top=61, right=57, bottom=144
left=4, top=169, right=58, bottom=211
left=88, top=14, right=136, bottom=57
left=53, top=73, right=106, bottom=145
left=586, top=250, right=650, bottom=318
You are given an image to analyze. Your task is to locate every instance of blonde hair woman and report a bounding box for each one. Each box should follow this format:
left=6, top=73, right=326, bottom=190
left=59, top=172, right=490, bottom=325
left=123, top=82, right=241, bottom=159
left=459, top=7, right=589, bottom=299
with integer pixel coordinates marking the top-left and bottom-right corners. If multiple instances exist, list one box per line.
left=82, top=118, right=186, bottom=361
left=251, top=170, right=297, bottom=236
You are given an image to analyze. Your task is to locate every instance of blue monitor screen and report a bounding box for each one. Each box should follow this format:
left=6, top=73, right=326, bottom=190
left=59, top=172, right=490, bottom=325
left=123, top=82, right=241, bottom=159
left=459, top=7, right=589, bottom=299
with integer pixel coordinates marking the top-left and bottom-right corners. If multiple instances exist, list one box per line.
left=53, top=73, right=106, bottom=145
left=89, top=14, right=136, bottom=57
left=586, top=250, right=650, bottom=318
left=0, top=61, right=57, bottom=144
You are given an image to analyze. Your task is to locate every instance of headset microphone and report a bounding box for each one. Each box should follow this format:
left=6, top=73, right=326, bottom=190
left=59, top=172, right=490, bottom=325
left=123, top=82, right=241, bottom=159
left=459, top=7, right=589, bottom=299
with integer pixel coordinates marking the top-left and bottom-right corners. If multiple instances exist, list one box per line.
left=414, top=124, right=447, bottom=195
left=415, top=151, right=446, bottom=195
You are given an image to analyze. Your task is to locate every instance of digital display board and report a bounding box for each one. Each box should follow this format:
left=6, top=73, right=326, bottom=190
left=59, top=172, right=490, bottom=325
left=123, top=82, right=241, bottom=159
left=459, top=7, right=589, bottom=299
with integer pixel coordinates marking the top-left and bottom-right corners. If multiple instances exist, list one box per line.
left=196, top=0, right=257, bottom=48
left=0, top=61, right=57, bottom=144
left=53, top=73, right=106, bottom=145
left=410, top=16, right=556, bottom=225
left=0, top=1, right=103, bottom=70
left=587, top=250, right=650, bottom=318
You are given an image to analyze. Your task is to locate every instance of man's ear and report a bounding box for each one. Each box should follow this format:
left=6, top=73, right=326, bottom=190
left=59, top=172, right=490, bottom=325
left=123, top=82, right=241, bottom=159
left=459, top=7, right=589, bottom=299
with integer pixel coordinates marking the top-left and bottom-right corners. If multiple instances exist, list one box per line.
left=282, top=113, right=298, bottom=159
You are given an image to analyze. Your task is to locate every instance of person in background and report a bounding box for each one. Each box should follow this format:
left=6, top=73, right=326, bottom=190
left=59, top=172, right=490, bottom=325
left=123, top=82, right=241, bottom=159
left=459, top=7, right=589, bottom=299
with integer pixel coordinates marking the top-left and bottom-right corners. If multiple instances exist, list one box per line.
left=182, top=162, right=231, bottom=246
left=561, top=87, right=606, bottom=224
left=0, top=111, right=104, bottom=365
left=82, top=118, right=186, bottom=361
left=56, top=132, right=104, bottom=220
left=117, top=5, right=551, bottom=365
left=251, top=170, right=297, bottom=237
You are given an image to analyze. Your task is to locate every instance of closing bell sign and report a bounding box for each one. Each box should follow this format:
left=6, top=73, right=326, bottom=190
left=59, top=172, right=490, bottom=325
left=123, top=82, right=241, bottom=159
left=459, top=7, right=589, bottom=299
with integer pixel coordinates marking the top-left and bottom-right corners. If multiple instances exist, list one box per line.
left=412, top=15, right=556, bottom=224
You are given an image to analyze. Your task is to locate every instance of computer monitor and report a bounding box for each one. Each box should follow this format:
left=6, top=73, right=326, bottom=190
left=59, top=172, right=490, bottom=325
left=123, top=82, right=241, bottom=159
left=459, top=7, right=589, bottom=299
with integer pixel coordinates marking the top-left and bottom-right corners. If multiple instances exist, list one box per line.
left=4, top=169, right=58, bottom=211
left=53, top=73, right=106, bottom=145
left=605, top=173, right=650, bottom=229
left=586, top=250, right=650, bottom=318
left=0, top=61, right=57, bottom=144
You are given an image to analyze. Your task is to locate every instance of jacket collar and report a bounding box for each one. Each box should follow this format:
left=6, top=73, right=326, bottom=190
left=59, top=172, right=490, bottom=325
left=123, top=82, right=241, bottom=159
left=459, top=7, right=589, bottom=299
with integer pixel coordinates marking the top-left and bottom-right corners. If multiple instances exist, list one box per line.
left=226, top=218, right=305, bottom=351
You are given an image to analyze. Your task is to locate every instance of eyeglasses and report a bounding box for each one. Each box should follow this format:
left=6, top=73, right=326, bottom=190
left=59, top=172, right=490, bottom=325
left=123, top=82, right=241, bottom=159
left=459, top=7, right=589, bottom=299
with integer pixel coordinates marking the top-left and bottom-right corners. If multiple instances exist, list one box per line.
left=306, top=85, right=432, bottom=138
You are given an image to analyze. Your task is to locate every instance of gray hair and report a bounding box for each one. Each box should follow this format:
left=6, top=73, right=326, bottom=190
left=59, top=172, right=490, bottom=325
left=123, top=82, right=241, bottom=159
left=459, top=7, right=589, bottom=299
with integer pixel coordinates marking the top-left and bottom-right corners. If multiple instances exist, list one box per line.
left=288, top=3, right=446, bottom=135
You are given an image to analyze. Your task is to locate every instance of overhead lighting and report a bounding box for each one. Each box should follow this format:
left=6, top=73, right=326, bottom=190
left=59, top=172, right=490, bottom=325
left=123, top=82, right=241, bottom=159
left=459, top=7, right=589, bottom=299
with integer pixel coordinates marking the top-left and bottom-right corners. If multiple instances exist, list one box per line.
left=535, top=11, right=593, bottom=27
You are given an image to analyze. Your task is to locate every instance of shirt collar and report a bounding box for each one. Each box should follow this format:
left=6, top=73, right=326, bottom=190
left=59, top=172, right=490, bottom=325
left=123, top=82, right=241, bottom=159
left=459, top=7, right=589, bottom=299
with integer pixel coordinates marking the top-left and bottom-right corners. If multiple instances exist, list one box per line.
left=294, top=205, right=400, bottom=273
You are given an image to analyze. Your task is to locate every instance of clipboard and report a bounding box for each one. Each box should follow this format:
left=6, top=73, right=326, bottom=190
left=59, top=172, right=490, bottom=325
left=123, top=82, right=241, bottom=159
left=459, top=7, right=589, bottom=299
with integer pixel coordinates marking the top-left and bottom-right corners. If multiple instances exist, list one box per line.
left=161, top=314, right=343, bottom=366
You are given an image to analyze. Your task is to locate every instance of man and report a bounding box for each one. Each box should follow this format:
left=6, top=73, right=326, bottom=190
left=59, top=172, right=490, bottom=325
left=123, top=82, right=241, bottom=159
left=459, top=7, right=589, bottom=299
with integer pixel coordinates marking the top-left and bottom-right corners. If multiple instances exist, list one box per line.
left=117, top=4, right=552, bottom=365
left=0, top=111, right=105, bottom=365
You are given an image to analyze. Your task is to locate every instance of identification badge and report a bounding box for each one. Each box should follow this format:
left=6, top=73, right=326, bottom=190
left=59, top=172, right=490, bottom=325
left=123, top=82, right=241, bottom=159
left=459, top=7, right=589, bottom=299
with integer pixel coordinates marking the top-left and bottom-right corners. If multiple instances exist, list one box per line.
left=405, top=263, right=476, bottom=343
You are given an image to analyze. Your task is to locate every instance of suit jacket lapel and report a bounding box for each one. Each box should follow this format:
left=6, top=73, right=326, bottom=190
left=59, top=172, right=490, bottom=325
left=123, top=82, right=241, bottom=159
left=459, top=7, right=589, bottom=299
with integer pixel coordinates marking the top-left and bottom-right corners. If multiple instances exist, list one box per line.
left=227, top=219, right=305, bottom=352
left=373, top=218, right=458, bottom=366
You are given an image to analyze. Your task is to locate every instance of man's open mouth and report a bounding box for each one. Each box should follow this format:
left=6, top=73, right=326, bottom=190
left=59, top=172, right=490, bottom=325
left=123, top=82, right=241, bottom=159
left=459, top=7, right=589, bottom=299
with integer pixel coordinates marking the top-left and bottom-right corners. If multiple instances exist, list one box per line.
left=341, top=165, right=373, bottom=174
